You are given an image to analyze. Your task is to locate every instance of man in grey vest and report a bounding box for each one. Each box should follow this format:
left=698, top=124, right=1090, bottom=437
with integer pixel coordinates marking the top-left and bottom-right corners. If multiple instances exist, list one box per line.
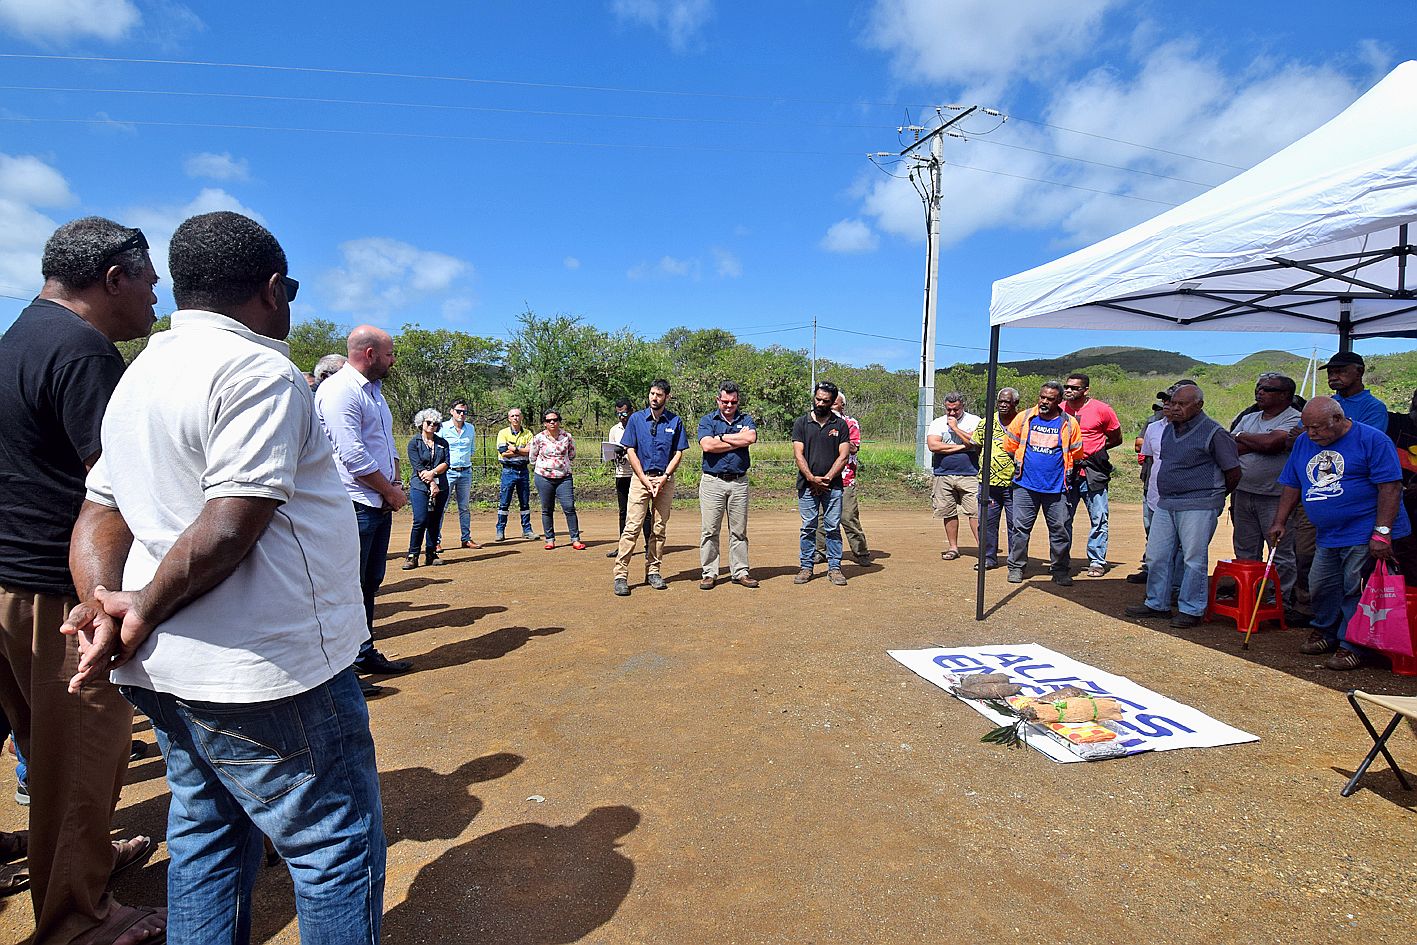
left=1125, top=384, right=1241, bottom=628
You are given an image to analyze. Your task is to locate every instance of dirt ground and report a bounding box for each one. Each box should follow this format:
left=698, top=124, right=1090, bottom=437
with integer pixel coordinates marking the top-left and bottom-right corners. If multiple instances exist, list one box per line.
left=1, top=502, right=1415, bottom=945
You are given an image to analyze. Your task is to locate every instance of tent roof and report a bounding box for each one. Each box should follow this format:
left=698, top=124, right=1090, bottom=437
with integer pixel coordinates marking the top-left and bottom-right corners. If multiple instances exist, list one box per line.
left=989, top=61, right=1417, bottom=339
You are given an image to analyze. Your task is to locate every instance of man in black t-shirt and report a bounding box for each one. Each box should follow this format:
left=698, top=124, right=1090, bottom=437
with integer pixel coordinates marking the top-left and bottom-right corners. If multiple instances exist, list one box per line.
left=0, top=217, right=165, bottom=945
left=791, top=382, right=853, bottom=586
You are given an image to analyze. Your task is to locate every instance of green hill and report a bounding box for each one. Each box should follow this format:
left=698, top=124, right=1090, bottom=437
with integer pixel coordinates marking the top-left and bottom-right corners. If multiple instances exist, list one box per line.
left=969, top=346, right=1203, bottom=378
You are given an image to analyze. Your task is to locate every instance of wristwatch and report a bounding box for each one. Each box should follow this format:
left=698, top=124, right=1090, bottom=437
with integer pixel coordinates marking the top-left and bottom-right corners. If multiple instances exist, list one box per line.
left=1374, top=525, right=1392, bottom=536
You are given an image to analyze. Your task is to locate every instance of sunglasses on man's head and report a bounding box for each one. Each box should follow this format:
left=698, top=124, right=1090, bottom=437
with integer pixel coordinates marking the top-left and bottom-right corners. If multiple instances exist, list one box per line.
left=105, top=228, right=149, bottom=261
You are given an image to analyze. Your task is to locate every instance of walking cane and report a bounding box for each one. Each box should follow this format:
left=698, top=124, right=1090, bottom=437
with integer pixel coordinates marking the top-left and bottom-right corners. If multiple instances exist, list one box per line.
left=1242, top=543, right=1279, bottom=651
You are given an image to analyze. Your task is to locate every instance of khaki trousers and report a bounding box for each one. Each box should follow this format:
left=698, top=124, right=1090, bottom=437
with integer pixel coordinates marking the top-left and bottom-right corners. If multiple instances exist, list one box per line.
left=615, top=476, right=675, bottom=579
left=816, top=485, right=869, bottom=558
left=0, top=585, right=132, bottom=945
left=699, top=475, right=750, bottom=579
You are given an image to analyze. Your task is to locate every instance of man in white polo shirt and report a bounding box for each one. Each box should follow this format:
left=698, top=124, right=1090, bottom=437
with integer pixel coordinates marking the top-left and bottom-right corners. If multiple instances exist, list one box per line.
left=62, top=212, right=384, bottom=944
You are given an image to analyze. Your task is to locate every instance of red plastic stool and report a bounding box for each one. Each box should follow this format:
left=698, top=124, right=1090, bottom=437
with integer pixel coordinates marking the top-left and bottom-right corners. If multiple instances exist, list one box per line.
left=1207, top=559, right=1287, bottom=634
left=1393, top=589, right=1417, bottom=676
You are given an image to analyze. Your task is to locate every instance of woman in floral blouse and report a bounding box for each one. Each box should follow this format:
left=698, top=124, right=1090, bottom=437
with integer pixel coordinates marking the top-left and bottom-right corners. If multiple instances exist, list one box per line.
left=528, top=410, right=585, bottom=549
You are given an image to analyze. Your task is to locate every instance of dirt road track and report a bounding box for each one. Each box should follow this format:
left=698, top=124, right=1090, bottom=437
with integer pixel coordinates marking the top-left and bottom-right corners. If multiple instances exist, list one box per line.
left=1, top=505, right=1413, bottom=944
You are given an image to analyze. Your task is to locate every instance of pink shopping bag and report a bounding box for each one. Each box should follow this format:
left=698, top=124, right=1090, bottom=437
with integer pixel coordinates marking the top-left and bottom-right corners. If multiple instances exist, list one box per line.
left=1347, top=560, right=1415, bottom=657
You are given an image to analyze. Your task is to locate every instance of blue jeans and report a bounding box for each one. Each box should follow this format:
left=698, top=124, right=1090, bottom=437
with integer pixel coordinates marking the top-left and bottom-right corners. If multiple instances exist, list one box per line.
left=1144, top=507, right=1221, bottom=616
left=1066, top=478, right=1110, bottom=568
left=408, top=485, right=449, bottom=558
left=445, top=470, right=472, bottom=543
left=1309, top=544, right=1373, bottom=654
left=798, top=486, right=842, bottom=569
left=497, top=465, right=533, bottom=537
left=123, top=670, right=384, bottom=945
left=534, top=474, right=581, bottom=541
left=353, top=503, right=392, bottom=660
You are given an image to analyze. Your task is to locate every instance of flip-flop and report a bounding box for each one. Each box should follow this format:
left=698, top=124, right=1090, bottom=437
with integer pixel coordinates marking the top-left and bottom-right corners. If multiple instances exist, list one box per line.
left=941, top=549, right=961, bottom=561
left=0, top=862, right=28, bottom=897
left=111, top=836, right=157, bottom=879
left=71, top=904, right=167, bottom=945
left=0, top=830, right=26, bottom=863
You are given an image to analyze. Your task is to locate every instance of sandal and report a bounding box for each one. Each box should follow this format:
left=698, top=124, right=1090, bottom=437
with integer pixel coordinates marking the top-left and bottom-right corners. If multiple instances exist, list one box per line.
left=1086, top=565, right=1107, bottom=578
left=941, top=549, right=961, bottom=561
left=0, top=862, right=28, bottom=897
left=71, top=903, right=167, bottom=945
left=0, top=830, right=26, bottom=863
left=111, top=836, right=157, bottom=879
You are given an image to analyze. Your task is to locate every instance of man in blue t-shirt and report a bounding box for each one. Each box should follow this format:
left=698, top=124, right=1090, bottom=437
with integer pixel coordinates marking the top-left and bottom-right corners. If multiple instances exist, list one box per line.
left=1002, top=382, right=1084, bottom=586
left=1270, top=396, right=1410, bottom=670
left=1322, top=351, right=1389, bottom=431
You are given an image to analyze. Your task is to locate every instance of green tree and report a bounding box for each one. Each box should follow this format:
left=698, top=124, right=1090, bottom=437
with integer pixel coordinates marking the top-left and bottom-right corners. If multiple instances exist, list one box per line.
left=115, top=315, right=171, bottom=364
left=504, top=310, right=598, bottom=424
left=384, top=323, right=505, bottom=431
left=286, top=318, right=349, bottom=372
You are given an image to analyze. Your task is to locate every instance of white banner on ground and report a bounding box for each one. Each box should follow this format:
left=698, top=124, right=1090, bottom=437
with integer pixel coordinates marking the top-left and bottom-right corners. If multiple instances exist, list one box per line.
left=888, top=643, right=1258, bottom=763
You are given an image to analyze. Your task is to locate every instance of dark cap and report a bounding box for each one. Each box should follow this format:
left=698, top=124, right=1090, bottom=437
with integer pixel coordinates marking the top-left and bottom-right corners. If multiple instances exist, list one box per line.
left=1156, top=378, right=1198, bottom=401
left=1319, top=351, right=1365, bottom=371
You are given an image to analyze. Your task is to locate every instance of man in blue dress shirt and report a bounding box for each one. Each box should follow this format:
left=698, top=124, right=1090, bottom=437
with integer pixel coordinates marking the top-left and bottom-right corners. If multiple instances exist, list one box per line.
left=440, top=398, right=480, bottom=550
left=613, top=380, right=688, bottom=596
left=697, top=382, right=759, bottom=590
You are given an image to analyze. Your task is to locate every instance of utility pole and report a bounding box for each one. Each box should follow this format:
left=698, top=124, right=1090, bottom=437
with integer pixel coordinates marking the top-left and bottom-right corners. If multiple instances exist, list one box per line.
left=894, top=105, right=978, bottom=470
left=810, top=314, right=818, bottom=393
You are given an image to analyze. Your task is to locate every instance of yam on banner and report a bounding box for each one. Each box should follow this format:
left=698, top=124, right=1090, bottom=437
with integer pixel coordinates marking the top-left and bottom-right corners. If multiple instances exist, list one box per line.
left=888, top=644, right=1258, bottom=763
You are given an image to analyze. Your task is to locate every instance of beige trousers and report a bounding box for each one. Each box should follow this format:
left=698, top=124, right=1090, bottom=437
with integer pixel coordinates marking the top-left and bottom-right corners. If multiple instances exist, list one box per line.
left=699, top=474, right=750, bottom=579
left=615, top=476, right=676, bottom=579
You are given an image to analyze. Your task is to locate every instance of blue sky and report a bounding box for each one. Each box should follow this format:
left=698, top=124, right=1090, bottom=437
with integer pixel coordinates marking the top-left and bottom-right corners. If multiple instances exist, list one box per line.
left=0, top=1, right=1412, bottom=370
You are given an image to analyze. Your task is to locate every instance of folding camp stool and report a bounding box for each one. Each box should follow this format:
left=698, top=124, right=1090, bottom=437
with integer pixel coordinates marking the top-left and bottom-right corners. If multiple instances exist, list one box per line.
left=1341, top=690, right=1417, bottom=797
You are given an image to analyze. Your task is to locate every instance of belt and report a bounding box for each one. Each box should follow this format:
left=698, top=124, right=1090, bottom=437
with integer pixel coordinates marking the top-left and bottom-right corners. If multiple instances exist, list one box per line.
left=500, top=461, right=528, bottom=467
left=709, top=472, right=745, bottom=481
left=644, top=469, right=666, bottom=476
left=451, top=466, right=471, bottom=471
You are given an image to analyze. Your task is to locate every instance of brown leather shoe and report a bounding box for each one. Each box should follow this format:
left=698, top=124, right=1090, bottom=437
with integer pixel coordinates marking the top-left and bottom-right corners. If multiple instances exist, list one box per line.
left=793, top=567, right=813, bottom=584
left=1324, top=648, right=1363, bottom=671
left=462, top=539, right=482, bottom=549
left=699, top=576, right=715, bottom=590
left=732, top=574, right=760, bottom=588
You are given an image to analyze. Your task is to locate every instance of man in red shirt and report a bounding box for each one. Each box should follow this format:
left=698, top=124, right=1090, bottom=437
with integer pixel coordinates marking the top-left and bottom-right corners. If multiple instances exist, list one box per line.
left=1061, top=373, right=1123, bottom=577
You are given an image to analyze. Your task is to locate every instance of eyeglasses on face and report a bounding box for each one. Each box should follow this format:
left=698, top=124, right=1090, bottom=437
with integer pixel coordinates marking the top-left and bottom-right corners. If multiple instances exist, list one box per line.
left=1062, top=384, right=1084, bottom=391
left=719, top=398, right=739, bottom=406
left=1256, top=386, right=1286, bottom=394
left=544, top=417, right=560, bottom=423
left=278, top=274, right=299, bottom=302
left=452, top=408, right=467, bottom=414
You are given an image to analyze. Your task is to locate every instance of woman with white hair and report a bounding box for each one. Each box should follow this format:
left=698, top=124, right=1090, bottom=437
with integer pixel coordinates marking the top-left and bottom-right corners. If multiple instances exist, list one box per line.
left=404, top=407, right=451, bottom=568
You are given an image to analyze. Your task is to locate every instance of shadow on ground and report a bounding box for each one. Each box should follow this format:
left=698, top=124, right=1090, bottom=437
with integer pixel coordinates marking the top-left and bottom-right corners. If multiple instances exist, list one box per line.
left=380, top=805, right=640, bottom=945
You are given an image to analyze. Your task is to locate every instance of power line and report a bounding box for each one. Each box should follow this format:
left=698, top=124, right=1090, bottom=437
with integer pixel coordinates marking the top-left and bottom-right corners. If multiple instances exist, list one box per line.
left=1006, top=114, right=1248, bottom=171
left=0, top=115, right=857, bottom=158
left=959, top=135, right=1223, bottom=188
left=945, top=162, right=1180, bottom=207
left=0, top=84, right=884, bottom=132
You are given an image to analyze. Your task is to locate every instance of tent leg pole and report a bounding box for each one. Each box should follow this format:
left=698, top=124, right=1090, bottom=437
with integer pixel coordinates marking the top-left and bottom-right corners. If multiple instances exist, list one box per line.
left=975, top=326, right=1001, bottom=622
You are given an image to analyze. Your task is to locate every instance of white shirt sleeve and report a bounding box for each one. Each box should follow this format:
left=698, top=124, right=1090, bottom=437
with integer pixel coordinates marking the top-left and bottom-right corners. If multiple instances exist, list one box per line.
left=202, top=372, right=306, bottom=503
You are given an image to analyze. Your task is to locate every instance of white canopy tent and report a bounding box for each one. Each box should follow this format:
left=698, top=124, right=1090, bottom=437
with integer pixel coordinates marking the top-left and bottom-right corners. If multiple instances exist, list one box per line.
left=972, top=60, right=1417, bottom=619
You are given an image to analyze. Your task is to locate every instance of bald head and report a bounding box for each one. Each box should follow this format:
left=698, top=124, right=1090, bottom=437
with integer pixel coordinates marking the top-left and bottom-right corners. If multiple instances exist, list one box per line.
left=1300, top=395, right=1350, bottom=446
left=347, top=325, right=395, bottom=381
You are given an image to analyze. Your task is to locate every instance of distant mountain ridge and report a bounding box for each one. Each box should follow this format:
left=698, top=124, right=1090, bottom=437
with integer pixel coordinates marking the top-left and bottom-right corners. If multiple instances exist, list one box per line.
left=968, top=346, right=1203, bottom=377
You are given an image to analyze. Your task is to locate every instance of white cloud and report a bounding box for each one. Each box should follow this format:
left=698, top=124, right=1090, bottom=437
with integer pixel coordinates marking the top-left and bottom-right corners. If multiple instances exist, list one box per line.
left=0, top=155, right=76, bottom=207
left=864, top=0, right=1120, bottom=96
left=563, top=256, right=581, bottom=270
left=0, top=154, right=75, bottom=293
left=324, top=237, right=471, bottom=320
left=711, top=247, right=742, bottom=278
left=611, top=0, right=713, bottom=52
left=0, top=0, right=141, bottom=43
left=849, top=39, right=1373, bottom=251
left=441, top=296, right=474, bottom=321
left=627, top=255, right=700, bottom=280
left=820, top=219, right=880, bottom=254
left=183, top=152, right=250, bottom=182
left=123, top=188, right=265, bottom=283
